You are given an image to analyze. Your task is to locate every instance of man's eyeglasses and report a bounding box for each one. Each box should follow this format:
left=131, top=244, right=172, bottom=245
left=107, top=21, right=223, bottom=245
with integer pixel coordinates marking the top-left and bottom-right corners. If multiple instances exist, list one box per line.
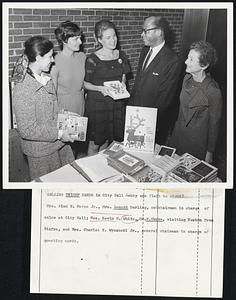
left=141, top=27, right=160, bottom=35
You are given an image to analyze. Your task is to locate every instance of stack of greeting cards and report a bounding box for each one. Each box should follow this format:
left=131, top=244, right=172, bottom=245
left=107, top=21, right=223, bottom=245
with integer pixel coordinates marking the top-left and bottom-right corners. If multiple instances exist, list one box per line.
left=177, top=153, right=200, bottom=169
left=103, top=141, right=124, bottom=156
left=131, top=164, right=166, bottom=182
left=167, top=165, right=203, bottom=183
left=107, top=150, right=145, bottom=175
left=152, top=155, right=179, bottom=174
left=177, top=153, right=218, bottom=182
left=191, top=161, right=218, bottom=182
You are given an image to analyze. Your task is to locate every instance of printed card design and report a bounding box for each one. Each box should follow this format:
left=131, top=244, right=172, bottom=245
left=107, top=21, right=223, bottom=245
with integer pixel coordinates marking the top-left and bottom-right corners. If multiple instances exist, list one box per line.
left=103, top=141, right=124, bottom=156
left=157, top=145, right=176, bottom=157
left=107, top=150, right=145, bottom=175
left=169, top=165, right=203, bottom=182
left=123, top=106, right=157, bottom=153
left=118, top=154, right=139, bottom=167
left=57, top=111, right=88, bottom=141
left=104, top=80, right=130, bottom=100
left=191, top=161, right=218, bottom=182
left=132, top=164, right=165, bottom=182
left=178, top=153, right=201, bottom=169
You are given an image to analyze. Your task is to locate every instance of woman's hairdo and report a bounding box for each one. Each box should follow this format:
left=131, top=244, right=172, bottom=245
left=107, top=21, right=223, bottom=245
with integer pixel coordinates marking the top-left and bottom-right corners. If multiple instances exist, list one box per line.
left=55, top=20, right=81, bottom=50
left=190, top=40, right=217, bottom=69
left=24, top=36, right=54, bottom=63
left=94, top=19, right=116, bottom=40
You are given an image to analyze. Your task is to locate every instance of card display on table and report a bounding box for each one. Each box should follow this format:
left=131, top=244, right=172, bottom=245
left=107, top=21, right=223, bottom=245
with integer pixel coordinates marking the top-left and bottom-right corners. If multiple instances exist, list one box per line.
left=103, top=141, right=124, bottom=156
left=107, top=150, right=145, bottom=175
left=168, top=165, right=203, bottom=183
left=178, top=153, right=201, bottom=169
left=131, top=164, right=166, bottom=182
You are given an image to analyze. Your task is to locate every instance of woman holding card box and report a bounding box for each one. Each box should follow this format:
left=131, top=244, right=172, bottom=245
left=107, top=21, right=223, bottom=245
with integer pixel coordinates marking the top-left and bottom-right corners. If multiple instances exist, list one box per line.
left=12, top=36, right=75, bottom=180
left=84, top=20, right=131, bottom=156
left=169, top=41, right=222, bottom=164
left=52, top=21, right=86, bottom=158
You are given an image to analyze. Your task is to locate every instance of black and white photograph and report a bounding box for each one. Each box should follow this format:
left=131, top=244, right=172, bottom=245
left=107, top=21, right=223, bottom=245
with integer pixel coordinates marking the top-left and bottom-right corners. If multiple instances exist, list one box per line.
left=1, top=3, right=236, bottom=300
left=3, top=2, right=233, bottom=187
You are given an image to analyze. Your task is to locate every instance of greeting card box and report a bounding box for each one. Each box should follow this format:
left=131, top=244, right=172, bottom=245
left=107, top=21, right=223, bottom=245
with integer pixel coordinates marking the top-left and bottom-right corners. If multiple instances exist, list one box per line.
left=191, top=161, right=218, bottom=182
left=169, top=165, right=203, bottom=183
left=153, top=155, right=179, bottom=174
left=123, top=106, right=157, bottom=153
left=107, top=150, right=145, bottom=175
left=103, top=141, right=124, bottom=156
left=178, top=153, right=201, bottom=169
left=157, top=145, right=176, bottom=157
left=131, top=164, right=166, bottom=182
left=104, top=80, right=130, bottom=100
left=57, top=111, right=88, bottom=141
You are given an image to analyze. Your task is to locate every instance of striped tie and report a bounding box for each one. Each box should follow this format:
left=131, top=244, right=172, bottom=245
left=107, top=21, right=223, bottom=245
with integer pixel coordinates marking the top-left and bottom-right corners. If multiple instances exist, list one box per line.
left=142, top=48, right=153, bottom=70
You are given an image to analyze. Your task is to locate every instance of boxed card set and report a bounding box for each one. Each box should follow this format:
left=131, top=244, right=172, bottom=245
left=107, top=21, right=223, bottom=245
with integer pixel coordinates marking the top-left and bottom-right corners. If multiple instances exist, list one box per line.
left=57, top=111, right=88, bottom=141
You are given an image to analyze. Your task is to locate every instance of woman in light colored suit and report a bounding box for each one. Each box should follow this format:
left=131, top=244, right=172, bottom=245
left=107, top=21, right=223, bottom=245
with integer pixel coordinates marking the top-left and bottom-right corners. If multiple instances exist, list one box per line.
left=13, top=36, right=75, bottom=180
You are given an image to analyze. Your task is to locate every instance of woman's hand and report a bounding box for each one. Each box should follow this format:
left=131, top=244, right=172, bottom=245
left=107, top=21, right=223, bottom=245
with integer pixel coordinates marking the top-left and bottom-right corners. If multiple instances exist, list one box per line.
left=99, top=86, right=111, bottom=96
left=205, top=151, right=213, bottom=164
left=60, top=131, right=75, bottom=143
left=121, top=81, right=127, bottom=89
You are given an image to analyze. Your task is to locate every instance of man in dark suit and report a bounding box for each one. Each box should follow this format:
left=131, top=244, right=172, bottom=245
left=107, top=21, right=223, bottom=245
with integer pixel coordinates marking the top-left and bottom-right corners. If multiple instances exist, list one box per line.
left=129, top=16, right=183, bottom=144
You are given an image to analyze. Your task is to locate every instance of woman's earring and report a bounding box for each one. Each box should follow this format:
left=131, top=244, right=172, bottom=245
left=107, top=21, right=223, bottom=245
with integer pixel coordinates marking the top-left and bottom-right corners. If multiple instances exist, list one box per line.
left=95, top=39, right=101, bottom=50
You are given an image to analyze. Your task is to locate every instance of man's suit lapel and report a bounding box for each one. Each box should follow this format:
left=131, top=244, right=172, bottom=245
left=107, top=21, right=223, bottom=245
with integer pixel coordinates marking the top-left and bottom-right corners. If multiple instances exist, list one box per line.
left=137, top=46, right=149, bottom=74
left=142, top=45, right=166, bottom=75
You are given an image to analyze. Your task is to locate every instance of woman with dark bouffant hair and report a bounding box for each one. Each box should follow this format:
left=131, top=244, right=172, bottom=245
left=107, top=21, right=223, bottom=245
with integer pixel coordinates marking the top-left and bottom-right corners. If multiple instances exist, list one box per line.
left=52, top=20, right=86, bottom=116
left=84, top=19, right=131, bottom=156
left=12, top=36, right=75, bottom=180
left=169, top=40, right=223, bottom=163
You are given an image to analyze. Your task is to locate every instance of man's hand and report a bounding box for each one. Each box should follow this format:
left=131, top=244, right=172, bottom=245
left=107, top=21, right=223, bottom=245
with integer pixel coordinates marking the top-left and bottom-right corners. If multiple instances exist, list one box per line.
left=205, top=151, right=213, bottom=164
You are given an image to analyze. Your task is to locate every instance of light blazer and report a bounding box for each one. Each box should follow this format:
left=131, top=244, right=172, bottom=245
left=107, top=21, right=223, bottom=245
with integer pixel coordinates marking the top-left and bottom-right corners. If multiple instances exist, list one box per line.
left=13, top=72, right=64, bottom=158
left=130, top=45, right=182, bottom=121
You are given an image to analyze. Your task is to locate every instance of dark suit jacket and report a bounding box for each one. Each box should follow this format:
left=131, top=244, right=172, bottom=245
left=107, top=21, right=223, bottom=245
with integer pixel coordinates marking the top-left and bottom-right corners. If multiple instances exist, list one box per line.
left=130, top=45, right=183, bottom=142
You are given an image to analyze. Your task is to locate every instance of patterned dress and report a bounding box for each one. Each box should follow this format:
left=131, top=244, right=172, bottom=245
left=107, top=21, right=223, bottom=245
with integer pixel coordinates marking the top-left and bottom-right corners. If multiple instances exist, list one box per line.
left=84, top=51, right=130, bottom=145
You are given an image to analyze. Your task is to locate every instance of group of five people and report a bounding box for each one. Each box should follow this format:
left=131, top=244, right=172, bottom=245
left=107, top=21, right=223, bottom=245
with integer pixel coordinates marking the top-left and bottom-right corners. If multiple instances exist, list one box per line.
left=12, top=16, right=223, bottom=180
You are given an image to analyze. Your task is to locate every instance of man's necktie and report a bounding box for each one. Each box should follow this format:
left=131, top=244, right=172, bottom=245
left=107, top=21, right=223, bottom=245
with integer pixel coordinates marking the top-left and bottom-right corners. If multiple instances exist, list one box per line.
left=142, top=48, right=153, bottom=70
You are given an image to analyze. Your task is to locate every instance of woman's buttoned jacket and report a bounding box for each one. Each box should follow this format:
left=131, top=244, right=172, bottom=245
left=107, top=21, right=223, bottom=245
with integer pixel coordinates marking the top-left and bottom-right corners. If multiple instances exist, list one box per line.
left=170, top=73, right=222, bottom=159
left=13, top=72, right=64, bottom=158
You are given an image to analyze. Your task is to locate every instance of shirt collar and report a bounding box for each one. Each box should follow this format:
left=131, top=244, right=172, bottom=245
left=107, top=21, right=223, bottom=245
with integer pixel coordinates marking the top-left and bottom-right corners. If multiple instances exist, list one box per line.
left=150, top=40, right=165, bottom=55
left=33, top=72, right=51, bottom=86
